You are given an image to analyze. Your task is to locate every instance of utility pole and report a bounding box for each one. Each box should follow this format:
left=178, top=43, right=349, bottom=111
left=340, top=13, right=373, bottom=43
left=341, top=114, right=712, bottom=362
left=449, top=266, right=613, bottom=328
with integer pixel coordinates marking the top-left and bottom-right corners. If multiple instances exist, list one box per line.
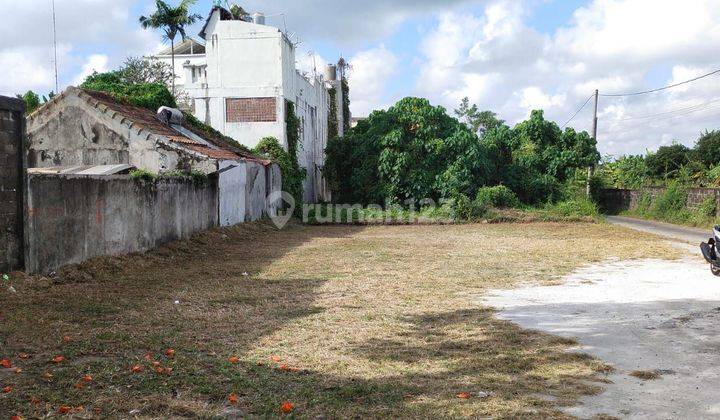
left=587, top=89, right=599, bottom=197
left=52, top=0, right=59, bottom=93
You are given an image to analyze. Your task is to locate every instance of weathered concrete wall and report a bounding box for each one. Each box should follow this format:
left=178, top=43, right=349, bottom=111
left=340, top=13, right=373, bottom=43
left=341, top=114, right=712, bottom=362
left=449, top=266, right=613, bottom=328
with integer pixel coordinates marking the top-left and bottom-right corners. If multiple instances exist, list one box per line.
left=0, top=96, right=25, bottom=272
left=245, top=161, right=267, bottom=222
left=599, top=187, right=720, bottom=216
left=265, top=163, right=282, bottom=217
left=26, top=174, right=219, bottom=273
left=26, top=91, right=216, bottom=174
left=218, top=160, right=246, bottom=226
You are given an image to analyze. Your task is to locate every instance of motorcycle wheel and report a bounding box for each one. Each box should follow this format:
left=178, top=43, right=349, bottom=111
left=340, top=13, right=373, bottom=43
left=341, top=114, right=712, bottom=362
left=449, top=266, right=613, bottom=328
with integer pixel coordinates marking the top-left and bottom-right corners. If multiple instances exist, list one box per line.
left=712, top=265, right=720, bottom=277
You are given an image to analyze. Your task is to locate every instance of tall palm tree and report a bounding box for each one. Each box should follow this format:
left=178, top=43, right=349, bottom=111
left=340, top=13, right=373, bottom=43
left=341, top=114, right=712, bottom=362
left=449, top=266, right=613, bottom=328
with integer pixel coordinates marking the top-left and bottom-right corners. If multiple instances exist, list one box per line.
left=139, top=0, right=202, bottom=95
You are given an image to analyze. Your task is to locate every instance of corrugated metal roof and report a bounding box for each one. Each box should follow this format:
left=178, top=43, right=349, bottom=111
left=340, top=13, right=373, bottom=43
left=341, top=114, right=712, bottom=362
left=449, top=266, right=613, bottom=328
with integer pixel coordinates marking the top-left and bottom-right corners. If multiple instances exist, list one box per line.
left=28, top=164, right=136, bottom=176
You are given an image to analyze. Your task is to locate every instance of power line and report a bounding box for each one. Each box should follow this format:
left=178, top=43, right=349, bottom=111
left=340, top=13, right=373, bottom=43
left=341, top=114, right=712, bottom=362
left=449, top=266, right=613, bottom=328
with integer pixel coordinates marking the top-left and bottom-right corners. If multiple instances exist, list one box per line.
left=561, top=94, right=594, bottom=128
left=615, top=97, right=720, bottom=121
left=599, top=68, right=720, bottom=97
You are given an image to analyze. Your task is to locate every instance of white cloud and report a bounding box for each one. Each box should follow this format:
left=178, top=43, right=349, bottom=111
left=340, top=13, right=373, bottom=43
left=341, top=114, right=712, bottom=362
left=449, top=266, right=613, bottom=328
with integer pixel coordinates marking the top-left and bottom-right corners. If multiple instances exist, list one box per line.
left=347, top=45, right=400, bottom=116
left=72, top=54, right=109, bottom=85
left=413, top=0, right=720, bottom=156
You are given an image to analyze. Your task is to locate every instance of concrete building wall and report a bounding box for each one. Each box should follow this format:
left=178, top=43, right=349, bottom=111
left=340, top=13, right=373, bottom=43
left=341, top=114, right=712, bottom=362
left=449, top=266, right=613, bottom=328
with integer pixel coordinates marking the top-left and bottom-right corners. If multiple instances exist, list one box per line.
left=218, top=160, right=246, bottom=226
left=162, top=9, right=333, bottom=202
left=26, top=92, right=218, bottom=175
left=26, top=174, right=219, bottom=273
left=245, top=161, right=267, bottom=221
left=0, top=96, right=25, bottom=272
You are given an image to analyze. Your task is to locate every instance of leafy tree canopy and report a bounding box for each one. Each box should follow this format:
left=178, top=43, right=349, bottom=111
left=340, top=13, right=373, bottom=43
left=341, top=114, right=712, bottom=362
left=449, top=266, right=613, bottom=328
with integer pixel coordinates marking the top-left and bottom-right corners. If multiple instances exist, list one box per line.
left=645, top=143, right=691, bottom=179
left=693, top=130, right=720, bottom=167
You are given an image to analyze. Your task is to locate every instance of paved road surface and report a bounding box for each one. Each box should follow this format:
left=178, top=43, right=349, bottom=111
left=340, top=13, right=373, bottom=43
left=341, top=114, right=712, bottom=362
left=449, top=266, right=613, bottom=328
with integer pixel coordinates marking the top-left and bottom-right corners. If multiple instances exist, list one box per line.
left=607, top=215, right=709, bottom=244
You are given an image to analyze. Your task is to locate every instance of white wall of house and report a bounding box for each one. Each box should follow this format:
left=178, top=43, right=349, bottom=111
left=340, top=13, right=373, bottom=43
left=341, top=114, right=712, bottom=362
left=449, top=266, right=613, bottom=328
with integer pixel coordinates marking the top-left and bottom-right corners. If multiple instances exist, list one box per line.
left=154, top=8, right=335, bottom=203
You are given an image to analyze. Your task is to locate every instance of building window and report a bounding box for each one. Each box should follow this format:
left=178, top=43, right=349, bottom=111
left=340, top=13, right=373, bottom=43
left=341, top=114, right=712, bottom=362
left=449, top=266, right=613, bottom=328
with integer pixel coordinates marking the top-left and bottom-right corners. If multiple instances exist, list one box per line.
left=225, top=98, right=277, bottom=123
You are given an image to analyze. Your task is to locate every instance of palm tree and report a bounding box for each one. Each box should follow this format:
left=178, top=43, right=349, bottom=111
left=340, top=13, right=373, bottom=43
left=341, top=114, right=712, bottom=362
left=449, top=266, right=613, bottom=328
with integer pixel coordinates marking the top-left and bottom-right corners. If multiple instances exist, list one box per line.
left=139, top=0, right=202, bottom=95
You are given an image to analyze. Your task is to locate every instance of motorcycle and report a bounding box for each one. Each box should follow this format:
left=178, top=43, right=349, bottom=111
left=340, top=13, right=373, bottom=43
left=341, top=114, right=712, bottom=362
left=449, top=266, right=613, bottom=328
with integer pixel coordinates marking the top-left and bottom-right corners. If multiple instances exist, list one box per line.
left=700, top=226, right=720, bottom=276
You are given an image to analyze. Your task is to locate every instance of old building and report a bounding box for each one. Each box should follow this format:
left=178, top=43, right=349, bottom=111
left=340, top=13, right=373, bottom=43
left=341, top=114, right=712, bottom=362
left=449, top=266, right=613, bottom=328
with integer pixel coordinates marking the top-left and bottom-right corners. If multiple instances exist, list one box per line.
left=154, top=6, right=346, bottom=203
left=26, top=86, right=282, bottom=226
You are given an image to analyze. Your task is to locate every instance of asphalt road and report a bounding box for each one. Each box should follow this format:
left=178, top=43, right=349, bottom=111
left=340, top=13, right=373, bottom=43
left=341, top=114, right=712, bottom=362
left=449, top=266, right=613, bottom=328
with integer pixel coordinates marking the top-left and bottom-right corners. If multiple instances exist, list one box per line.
left=606, top=215, right=709, bottom=244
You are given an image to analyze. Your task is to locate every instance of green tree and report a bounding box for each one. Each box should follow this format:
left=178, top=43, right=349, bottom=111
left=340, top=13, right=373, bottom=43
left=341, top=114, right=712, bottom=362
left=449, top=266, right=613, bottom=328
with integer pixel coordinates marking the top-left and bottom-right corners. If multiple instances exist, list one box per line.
left=601, top=155, right=649, bottom=189
left=455, top=97, right=505, bottom=136
left=19, top=91, right=41, bottom=114
left=118, top=56, right=173, bottom=85
left=139, top=0, right=202, bottom=95
left=693, top=130, right=720, bottom=167
left=646, top=143, right=691, bottom=179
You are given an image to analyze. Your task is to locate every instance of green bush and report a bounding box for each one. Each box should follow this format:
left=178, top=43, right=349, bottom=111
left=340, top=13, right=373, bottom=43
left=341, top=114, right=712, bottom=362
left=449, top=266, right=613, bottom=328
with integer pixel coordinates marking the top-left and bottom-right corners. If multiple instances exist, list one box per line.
left=453, top=194, right=488, bottom=221
left=698, top=195, right=717, bottom=218
left=475, top=185, right=519, bottom=208
left=253, top=136, right=305, bottom=214
left=549, top=198, right=599, bottom=218
left=130, top=169, right=157, bottom=183
left=635, top=191, right=653, bottom=217
left=81, top=71, right=176, bottom=111
left=652, top=182, right=688, bottom=218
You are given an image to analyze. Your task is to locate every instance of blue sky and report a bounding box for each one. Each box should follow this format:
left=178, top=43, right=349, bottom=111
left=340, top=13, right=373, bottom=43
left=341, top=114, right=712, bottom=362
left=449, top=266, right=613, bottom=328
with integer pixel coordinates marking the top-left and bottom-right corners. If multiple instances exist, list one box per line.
left=3, top=0, right=720, bottom=157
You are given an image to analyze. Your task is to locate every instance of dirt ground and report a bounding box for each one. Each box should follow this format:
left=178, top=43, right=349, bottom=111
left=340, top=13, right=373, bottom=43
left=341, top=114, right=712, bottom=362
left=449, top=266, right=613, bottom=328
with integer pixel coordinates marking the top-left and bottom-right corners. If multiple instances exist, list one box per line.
left=0, top=221, right=680, bottom=418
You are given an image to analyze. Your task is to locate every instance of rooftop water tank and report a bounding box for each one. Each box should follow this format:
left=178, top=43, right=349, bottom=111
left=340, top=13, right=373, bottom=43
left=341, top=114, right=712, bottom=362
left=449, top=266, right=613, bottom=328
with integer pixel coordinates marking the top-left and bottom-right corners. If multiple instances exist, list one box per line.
left=324, top=64, right=337, bottom=81
left=252, top=12, right=265, bottom=25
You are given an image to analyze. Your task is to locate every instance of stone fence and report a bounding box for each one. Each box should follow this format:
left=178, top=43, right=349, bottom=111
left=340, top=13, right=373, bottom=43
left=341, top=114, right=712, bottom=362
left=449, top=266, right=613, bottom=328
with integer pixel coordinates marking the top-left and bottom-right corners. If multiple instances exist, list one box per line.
left=598, top=187, right=720, bottom=216
left=0, top=96, right=26, bottom=272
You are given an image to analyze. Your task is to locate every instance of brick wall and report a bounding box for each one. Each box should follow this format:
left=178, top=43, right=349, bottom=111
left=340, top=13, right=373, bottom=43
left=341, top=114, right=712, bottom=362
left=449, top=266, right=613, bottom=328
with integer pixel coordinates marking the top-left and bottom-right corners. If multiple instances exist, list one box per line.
left=0, top=96, right=25, bottom=272
left=225, top=97, right=276, bottom=123
left=599, top=187, right=720, bottom=217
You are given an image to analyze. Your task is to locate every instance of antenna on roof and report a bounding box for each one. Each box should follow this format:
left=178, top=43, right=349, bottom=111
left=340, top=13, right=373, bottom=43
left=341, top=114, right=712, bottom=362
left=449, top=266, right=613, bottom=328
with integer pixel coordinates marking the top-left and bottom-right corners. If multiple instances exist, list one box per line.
left=51, top=0, right=59, bottom=92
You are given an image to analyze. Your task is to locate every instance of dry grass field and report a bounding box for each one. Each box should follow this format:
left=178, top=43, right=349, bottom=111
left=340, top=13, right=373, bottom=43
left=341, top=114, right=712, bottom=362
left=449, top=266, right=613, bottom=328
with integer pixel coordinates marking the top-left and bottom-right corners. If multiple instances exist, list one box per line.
left=0, top=221, right=679, bottom=418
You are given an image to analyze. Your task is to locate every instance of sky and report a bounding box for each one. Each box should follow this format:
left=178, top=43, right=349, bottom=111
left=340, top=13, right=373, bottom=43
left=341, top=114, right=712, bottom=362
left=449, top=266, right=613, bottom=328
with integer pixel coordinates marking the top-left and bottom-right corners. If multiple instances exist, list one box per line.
left=3, top=0, right=720, bottom=157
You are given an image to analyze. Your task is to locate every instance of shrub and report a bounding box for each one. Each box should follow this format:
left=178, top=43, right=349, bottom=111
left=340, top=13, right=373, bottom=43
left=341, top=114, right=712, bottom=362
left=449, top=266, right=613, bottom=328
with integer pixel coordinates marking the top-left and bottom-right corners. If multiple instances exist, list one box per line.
left=130, top=169, right=157, bottom=183
left=253, top=136, right=305, bottom=214
left=548, top=198, right=599, bottom=218
left=635, top=191, right=653, bottom=217
left=698, top=196, right=717, bottom=218
left=475, top=185, right=519, bottom=208
left=453, top=194, right=488, bottom=221
left=652, top=182, right=688, bottom=218
left=81, top=71, right=176, bottom=111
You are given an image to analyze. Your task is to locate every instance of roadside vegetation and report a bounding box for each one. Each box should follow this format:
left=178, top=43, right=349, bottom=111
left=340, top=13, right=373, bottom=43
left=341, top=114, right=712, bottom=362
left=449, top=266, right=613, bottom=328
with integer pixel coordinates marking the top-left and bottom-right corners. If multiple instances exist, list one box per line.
left=594, top=131, right=720, bottom=228
left=0, top=222, right=679, bottom=418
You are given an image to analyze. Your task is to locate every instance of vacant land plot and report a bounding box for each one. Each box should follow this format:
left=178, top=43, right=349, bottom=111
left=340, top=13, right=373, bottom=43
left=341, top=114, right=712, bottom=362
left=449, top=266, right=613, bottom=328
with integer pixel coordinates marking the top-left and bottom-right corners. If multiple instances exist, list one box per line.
left=0, top=222, right=679, bottom=418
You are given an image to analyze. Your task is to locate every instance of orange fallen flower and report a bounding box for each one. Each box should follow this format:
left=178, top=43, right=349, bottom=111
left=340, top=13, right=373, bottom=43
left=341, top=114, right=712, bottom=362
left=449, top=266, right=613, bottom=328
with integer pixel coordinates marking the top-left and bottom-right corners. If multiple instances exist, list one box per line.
left=62, top=335, right=72, bottom=343
left=228, top=356, right=240, bottom=364
left=3, top=386, right=13, bottom=393
left=58, top=405, right=72, bottom=414
left=154, top=366, right=165, bottom=374
left=14, top=368, right=22, bottom=374
left=165, top=348, right=175, bottom=358
left=131, top=365, right=143, bottom=373
left=279, top=364, right=299, bottom=372
left=18, top=352, right=30, bottom=359
left=269, top=356, right=282, bottom=363
left=0, top=359, right=12, bottom=368
left=144, top=352, right=153, bottom=361
left=52, top=355, right=65, bottom=364
left=152, top=361, right=161, bottom=367
left=11, top=416, right=23, bottom=420
left=456, top=392, right=472, bottom=399
left=280, top=401, right=295, bottom=413
left=228, top=393, right=238, bottom=405
left=81, top=374, right=93, bottom=382
left=29, top=396, right=41, bottom=405
left=74, top=382, right=85, bottom=390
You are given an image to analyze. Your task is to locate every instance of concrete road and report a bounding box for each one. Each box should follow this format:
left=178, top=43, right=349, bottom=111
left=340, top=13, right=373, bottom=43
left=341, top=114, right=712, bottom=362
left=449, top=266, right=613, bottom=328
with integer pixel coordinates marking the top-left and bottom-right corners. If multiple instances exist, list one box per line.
left=607, top=215, right=709, bottom=244
left=482, top=222, right=720, bottom=418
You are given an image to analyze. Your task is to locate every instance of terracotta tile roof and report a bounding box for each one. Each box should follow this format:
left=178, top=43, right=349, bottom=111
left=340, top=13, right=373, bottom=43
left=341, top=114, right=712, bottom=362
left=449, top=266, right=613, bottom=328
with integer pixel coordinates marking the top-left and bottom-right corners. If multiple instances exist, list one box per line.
left=77, top=88, right=267, bottom=163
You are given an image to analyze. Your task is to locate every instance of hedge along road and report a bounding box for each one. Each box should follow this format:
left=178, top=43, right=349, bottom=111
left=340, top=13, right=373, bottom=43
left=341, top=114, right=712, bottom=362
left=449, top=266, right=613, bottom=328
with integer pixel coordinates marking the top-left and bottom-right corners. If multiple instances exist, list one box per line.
left=483, top=220, right=720, bottom=418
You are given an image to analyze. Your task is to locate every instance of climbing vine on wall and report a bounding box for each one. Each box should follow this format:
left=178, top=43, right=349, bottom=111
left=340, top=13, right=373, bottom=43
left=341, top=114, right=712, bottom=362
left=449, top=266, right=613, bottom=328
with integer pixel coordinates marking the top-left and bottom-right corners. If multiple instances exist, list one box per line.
left=328, top=87, right=339, bottom=139
left=341, top=79, right=351, bottom=133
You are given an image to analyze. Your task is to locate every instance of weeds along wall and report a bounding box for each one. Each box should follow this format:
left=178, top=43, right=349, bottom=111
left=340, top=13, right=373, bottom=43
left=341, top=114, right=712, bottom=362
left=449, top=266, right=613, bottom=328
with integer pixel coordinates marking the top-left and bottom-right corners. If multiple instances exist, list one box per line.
left=25, top=174, right=219, bottom=273
left=599, top=187, right=720, bottom=218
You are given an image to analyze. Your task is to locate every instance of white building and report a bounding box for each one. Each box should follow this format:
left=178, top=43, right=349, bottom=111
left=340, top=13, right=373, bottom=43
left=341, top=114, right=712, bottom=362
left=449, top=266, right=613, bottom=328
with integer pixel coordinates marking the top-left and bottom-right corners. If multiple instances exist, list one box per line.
left=155, top=6, right=346, bottom=203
